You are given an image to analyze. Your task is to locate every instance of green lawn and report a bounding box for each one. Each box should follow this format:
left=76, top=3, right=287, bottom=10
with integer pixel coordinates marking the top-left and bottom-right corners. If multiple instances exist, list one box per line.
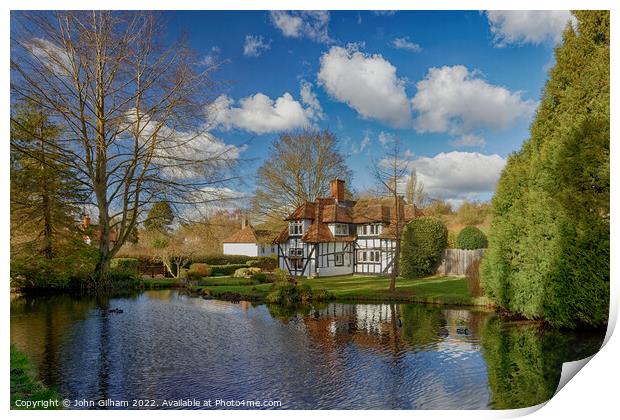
left=187, top=274, right=473, bottom=306
left=300, top=275, right=472, bottom=305
left=10, top=345, right=61, bottom=409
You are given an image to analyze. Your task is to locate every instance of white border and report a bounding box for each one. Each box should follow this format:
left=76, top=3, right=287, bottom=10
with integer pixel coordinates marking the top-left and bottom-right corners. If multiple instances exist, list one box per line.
left=2, top=1, right=617, bottom=419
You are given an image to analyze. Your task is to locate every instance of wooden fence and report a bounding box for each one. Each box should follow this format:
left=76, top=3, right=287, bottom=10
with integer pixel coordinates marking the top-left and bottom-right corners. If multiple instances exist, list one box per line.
left=436, top=249, right=485, bottom=276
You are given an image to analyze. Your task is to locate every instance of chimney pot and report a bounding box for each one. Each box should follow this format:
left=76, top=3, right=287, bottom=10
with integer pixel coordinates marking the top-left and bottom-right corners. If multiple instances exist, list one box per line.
left=330, top=179, right=345, bottom=201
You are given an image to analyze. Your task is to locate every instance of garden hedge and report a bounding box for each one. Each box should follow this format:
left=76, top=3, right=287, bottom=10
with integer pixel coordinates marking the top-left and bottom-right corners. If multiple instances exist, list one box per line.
left=456, top=226, right=488, bottom=249
left=400, top=216, right=448, bottom=278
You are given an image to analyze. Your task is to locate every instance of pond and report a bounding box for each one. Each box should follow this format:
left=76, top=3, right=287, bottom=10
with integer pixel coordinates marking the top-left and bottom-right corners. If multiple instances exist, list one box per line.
left=10, top=290, right=604, bottom=410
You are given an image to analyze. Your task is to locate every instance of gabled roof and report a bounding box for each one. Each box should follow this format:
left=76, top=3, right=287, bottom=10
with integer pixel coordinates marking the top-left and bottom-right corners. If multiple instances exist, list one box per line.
left=275, top=193, right=419, bottom=243
left=223, top=225, right=278, bottom=244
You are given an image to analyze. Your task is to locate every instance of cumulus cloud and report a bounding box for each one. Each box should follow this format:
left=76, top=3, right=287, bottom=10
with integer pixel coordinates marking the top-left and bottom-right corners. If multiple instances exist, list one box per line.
left=450, top=134, right=486, bottom=148
left=243, top=35, right=271, bottom=57
left=486, top=10, right=575, bottom=47
left=299, top=80, right=324, bottom=120
left=410, top=151, right=506, bottom=200
left=213, top=92, right=317, bottom=134
left=391, top=36, right=422, bottom=52
left=318, top=45, right=412, bottom=128
left=269, top=11, right=331, bottom=43
left=411, top=65, right=537, bottom=135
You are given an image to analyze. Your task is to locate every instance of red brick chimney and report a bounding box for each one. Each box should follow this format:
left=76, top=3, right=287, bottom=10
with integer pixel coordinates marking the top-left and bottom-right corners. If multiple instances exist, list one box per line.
left=330, top=179, right=345, bottom=201
left=82, top=214, right=91, bottom=229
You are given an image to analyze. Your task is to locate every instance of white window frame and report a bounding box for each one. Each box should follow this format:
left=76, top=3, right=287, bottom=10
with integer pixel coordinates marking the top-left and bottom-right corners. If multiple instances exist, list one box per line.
left=289, top=220, right=303, bottom=236
left=335, top=252, right=344, bottom=266
left=334, top=223, right=349, bottom=236
left=358, top=250, right=380, bottom=263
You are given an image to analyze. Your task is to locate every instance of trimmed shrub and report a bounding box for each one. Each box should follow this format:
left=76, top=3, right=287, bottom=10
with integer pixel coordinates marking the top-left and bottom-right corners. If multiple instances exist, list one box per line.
left=110, top=258, right=140, bottom=277
left=272, top=268, right=289, bottom=282
left=456, top=226, right=488, bottom=250
left=192, top=255, right=252, bottom=265
left=266, top=282, right=334, bottom=305
left=251, top=272, right=269, bottom=283
left=187, top=263, right=212, bottom=281
left=246, top=256, right=278, bottom=271
left=210, top=263, right=248, bottom=276
left=400, top=216, right=448, bottom=278
left=233, top=267, right=261, bottom=278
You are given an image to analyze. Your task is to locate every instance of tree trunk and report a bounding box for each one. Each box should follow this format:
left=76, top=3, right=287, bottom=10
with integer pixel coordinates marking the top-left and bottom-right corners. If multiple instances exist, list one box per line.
left=39, top=127, right=53, bottom=259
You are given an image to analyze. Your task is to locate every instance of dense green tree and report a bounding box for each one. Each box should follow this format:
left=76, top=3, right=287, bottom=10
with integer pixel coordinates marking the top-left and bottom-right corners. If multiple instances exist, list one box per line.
left=144, top=202, right=175, bottom=233
left=456, top=226, right=488, bottom=250
left=400, top=216, right=448, bottom=278
left=481, top=11, right=609, bottom=328
left=10, top=100, right=86, bottom=258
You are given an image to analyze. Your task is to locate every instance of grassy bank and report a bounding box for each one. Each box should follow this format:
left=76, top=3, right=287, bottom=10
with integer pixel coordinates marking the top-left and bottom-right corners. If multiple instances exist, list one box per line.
left=190, top=275, right=478, bottom=306
left=10, top=345, right=61, bottom=409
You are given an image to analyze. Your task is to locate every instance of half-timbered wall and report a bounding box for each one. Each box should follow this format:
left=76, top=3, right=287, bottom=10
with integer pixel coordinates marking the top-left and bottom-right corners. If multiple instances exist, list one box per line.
left=316, top=242, right=354, bottom=276
left=355, top=237, right=396, bottom=274
left=277, top=222, right=398, bottom=277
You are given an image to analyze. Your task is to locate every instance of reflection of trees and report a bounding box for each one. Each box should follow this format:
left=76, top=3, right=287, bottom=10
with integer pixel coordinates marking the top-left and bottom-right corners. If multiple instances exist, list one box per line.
left=481, top=318, right=604, bottom=409
left=10, top=294, right=95, bottom=385
left=399, top=305, right=445, bottom=350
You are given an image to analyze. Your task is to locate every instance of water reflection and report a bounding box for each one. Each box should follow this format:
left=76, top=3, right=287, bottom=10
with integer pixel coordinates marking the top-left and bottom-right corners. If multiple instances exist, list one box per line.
left=10, top=291, right=604, bottom=409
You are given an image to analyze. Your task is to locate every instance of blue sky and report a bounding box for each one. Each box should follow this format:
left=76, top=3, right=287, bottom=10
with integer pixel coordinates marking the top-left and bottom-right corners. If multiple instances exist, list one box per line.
left=44, top=10, right=579, bottom=206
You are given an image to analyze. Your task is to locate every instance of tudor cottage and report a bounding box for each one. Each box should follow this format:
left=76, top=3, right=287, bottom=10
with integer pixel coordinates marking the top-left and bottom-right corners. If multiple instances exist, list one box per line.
left=275, top=179, right=418, bottom=277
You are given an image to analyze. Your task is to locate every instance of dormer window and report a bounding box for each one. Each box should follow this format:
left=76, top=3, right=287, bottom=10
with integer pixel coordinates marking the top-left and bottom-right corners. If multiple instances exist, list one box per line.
left=358, top=224, right=380, bottom=236
left=334, top=223, right=349, bottom=236
left=289, top=220, right=303, bottom=236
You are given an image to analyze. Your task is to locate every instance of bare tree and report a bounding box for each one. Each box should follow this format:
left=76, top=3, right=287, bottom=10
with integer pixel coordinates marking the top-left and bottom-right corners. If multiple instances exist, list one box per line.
left=252, top=129, right=352, bottom=220
left=371, top=138, right=409, bottom=292
left=11, top=11, right=240, bottom=284
left=405, top=168, right=427, bottom=207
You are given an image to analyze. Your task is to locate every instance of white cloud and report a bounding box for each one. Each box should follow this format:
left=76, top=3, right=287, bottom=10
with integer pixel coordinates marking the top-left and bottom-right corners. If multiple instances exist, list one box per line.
left=378, top=131, right=395, bottom=146
left=125, top=109, right=243, bottom=180
left=410, top=151, right=506, bottom=200
left=351, top=131, right=371, bottom=155
left=201, top=46, right=221, bottom=67
left=213, top=92, right=316, bottom=134
left=486, top=11, right=575, bottom=47
left=411, top=65, right=537, bottom=135
left=450, top=134, right=486, bottom=148
left=299, top=80, right=324, bottom=120
left=318, top=45, right=412, bottom=128
left=243, top=35, right=271, bottom=57
left=25, top=38, right=71, bottom=75
left=391, top=37, right=422, bottom=53
left=269, top=11, right=331, bottom=43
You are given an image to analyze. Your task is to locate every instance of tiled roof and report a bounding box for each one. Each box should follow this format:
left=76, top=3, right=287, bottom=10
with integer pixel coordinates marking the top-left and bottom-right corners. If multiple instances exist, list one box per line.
left=223, top=225, right=278, bottom=244
left=275, top=192, right=420, bottom=243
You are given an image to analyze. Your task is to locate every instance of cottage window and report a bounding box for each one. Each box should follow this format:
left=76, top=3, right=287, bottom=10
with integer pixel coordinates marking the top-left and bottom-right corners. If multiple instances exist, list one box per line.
left=358, top=250, right=380, bottom=263
left=289, top=248, right=304, bottom=270
left=334, top=223, right=348, bottom=236
left=335, top=252, right=344, bottom=266
left=359, top=224, right=379, bottom=236
left=289, top=220, right=304, bottom=235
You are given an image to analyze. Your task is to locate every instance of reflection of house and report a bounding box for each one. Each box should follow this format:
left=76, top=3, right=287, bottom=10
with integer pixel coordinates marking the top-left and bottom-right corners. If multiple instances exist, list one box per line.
left=275, top=179, right=419, bottom=277
left=81, top=214, right=118, bottom=247
left=222, top=219, right=278, bottom=257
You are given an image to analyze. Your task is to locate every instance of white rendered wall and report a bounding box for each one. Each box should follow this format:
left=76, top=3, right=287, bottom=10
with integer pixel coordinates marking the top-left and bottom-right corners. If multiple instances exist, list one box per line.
left=223, top=243, right=258, bottom=257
